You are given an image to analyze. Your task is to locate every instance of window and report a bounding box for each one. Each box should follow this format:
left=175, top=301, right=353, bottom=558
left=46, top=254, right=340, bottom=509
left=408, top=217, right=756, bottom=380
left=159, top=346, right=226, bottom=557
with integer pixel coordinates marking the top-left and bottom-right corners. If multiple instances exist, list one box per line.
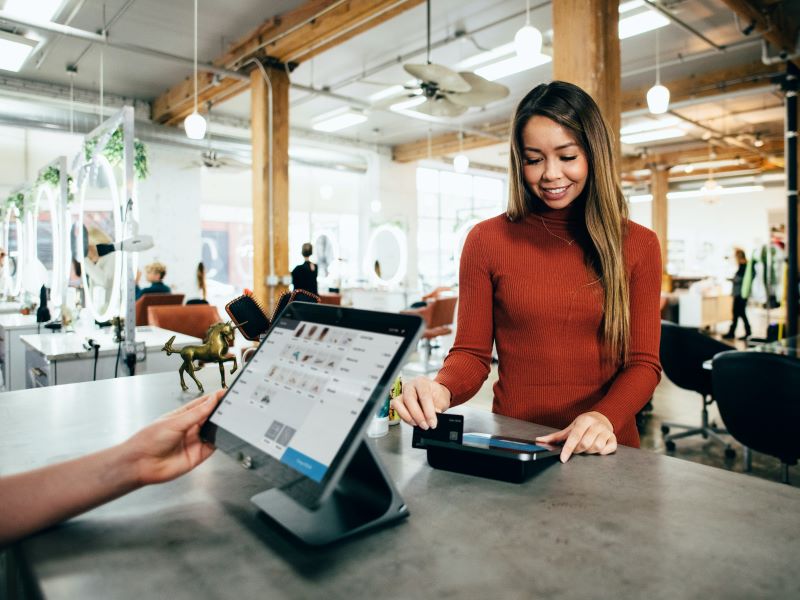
left=416, top=167, right=505, bottom=288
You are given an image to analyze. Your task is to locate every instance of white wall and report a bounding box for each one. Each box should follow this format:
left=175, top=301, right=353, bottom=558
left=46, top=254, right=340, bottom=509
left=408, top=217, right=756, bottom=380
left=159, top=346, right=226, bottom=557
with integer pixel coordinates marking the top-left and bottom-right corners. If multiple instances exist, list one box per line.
left=629, top=184, right=787, bottom=279
left=372, top=155, right=418, bottom=288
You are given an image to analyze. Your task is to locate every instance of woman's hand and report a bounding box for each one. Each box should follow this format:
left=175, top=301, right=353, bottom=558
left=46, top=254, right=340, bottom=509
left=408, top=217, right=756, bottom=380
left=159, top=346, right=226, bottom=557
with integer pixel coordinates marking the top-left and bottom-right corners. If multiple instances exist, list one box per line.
left=123, top=390, right=225, bottom=486
left=391, top=376, right=451, bottom=429
left=535, top=411, right=617, bottom=463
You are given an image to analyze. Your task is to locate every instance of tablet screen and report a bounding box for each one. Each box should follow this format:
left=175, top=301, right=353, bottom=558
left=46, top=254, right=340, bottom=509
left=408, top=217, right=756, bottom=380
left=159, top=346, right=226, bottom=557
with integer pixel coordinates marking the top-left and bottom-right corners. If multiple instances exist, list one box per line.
left=208, top=316, right=405, bottom=483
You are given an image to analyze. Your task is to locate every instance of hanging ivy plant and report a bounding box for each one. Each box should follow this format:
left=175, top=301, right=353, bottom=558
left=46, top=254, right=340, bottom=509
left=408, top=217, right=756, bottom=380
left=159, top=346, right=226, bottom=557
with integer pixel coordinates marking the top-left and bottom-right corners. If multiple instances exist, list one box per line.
left=5, top=191, right=28, bottom=215
left=36, top=166, right=76, bottom=204
left=84, top=126, right=149, bottom=180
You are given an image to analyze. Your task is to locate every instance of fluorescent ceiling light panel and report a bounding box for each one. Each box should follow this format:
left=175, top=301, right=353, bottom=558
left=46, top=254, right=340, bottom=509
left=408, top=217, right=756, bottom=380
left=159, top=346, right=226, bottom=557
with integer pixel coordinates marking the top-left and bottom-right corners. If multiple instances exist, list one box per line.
left=311, top=108, right=367, bottom=132
left=670, top=158, right=744, bottom=171
left=668, top=185, right=764, bottom=199
left=621, top=127, right=686, bottom=144
left=619, top=10, right=669, bottom=39
left=369, top=84, right=406, bottom=102
left=4, top=0, right=65, bottom=22
left=455, top=42, right=515, bottom=70
left=619, top=0, right=645, bottom=14
left=390, top=95, right=426, bottom=112
left=0, top=31, right=37, bottom=72
left=628, top=185, right=765, bottom=204
left=620, top=115, right=680, bottom=135
left=474, top=53, right=551, bottom=82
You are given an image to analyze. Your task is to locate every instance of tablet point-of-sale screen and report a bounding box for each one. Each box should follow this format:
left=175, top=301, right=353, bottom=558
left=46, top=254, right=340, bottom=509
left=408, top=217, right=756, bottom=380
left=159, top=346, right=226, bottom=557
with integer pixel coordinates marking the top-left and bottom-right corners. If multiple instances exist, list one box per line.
left=210, top=317, right=404, bottom=482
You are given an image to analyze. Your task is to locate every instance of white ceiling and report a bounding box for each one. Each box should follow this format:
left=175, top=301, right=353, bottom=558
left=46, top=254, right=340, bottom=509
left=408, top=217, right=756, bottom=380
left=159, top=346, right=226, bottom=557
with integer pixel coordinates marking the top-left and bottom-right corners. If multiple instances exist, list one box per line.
left=0, top=0, right=791, bottom=156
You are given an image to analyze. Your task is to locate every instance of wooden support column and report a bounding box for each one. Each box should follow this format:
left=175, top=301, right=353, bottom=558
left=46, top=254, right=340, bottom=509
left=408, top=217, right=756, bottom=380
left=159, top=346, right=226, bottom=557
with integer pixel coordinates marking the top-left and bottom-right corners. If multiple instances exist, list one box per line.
left=552, top=0, right=621, bottom=157
left=651, top=165, right=669, bottom=280
left=251, top=66, right=290, bottom=312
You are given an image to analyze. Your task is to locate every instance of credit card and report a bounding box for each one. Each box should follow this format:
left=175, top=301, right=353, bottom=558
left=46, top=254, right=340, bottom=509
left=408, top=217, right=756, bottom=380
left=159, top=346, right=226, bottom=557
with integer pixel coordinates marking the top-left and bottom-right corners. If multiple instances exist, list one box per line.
left=411, top=413, right=464, bottom=448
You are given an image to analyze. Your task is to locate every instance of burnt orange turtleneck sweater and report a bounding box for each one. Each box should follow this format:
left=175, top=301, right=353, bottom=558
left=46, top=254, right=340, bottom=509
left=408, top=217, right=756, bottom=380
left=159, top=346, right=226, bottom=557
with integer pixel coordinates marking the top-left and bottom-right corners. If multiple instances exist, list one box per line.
left=435, top=200, right=662, bottom=447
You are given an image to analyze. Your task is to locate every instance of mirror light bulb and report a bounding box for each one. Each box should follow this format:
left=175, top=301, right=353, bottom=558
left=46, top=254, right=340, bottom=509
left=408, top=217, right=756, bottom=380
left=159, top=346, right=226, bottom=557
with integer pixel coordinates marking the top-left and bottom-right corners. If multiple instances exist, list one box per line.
left=453, top=154, right=470, bottom=173
left=514, top=24, right=543, bottom=58
left=184, top=111, right=207, bottom=140
left=646, top=84, right=670, bottom=115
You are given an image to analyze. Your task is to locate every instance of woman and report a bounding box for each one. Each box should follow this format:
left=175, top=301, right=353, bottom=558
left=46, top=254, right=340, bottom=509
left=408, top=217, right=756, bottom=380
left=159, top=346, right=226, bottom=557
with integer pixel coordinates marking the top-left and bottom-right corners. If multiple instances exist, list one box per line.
left=392, top=81, right=662, bottom=462
left=723, top=248, right=751, bottom=340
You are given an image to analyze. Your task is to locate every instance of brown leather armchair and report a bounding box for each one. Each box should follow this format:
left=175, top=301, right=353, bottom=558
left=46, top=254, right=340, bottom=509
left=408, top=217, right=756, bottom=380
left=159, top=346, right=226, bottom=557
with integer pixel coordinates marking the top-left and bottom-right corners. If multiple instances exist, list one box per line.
left=135, top=293, right=184, bottom=325
left=402, top=296, right=458, bottom=373
left=147, top=304, right=223, bottom=341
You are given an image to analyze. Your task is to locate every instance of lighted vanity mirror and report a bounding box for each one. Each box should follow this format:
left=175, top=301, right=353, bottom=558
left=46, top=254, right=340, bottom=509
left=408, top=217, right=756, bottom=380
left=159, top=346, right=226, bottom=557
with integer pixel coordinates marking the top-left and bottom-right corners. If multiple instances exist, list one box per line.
left=313, top=232, right=338, bottom=279
left=32, top=185, right=59, bottom=296
left=77, top=155, right=123, bottom=322
left=366, top=224, right=407, bottom=287
left=3, top=205, right=24, bottom=297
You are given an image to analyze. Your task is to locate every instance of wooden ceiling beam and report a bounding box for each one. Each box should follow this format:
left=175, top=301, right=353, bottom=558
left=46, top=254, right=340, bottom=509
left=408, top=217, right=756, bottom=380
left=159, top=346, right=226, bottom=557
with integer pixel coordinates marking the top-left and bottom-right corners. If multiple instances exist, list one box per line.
left=152, top=0, right=424, bottom=125
left=718, top=0, right=799, bottom=61
left=620, top=137, right=784, bottom=173
left=392, top=61, right=784, bottom=163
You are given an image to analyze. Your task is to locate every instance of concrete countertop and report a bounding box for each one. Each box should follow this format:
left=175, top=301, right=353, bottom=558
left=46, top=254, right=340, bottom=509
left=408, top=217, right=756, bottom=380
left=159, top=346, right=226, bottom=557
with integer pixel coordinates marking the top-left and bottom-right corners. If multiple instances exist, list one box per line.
left=1, top=371, right=798, bottom=600
left=19, top=326, right=201, bottom=360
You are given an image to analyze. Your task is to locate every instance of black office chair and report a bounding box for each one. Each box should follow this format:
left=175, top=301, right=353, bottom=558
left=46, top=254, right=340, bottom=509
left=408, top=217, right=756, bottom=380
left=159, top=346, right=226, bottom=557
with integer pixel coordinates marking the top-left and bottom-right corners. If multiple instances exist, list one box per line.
left=659, top=321, right=735, bottom=457
left=712, top=351, right=800, bottom=484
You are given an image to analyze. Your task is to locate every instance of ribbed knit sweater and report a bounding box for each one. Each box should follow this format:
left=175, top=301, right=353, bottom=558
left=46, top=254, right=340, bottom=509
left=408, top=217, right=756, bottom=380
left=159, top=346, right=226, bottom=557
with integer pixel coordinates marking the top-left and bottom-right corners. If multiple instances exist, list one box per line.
left=435, top=200, right=662, bottom=447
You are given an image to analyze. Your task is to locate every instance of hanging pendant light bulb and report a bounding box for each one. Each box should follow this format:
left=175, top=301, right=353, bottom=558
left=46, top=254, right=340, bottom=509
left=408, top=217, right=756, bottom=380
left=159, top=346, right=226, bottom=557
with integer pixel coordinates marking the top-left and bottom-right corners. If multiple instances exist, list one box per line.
left=515, top=0, right=542, bottom=58
left=453, top=129, right=469, bottom=173
left=647, top=28, right=670, bottom=115
left=184, top=0, right=207, bottom=140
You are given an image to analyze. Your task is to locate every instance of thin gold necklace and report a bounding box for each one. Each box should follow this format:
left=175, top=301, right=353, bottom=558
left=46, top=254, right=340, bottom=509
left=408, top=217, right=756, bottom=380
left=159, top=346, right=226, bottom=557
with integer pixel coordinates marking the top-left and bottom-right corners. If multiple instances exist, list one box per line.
left=539, top=216, right=575, bottom=246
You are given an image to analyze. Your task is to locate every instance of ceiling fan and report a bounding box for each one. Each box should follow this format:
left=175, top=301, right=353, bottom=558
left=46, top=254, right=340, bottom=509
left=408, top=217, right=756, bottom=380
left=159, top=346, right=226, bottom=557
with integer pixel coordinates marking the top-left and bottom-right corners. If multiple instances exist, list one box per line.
left=185, top=104, right=251, bottom=171
left=377, top=0, right=509, bottom=118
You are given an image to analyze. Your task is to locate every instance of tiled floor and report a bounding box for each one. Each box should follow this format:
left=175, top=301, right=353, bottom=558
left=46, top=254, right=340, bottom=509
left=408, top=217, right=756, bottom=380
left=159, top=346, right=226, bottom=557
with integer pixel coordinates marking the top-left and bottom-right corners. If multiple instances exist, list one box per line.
left=402, top=338, right=799, bottom=489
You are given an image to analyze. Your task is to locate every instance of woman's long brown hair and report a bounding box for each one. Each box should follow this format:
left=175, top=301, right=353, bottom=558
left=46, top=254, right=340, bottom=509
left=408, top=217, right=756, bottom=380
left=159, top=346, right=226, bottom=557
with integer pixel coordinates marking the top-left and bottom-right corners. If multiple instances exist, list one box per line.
left=507, top=81, right=630, bottom=364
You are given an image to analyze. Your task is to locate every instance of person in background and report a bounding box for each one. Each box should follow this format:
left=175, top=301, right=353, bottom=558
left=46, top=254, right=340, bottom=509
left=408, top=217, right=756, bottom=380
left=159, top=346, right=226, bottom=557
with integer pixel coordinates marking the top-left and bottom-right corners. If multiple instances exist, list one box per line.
left=392, top=81, right=662, bottom=463
left=135, top=261, right=171, bottom=300
left=291, top=243, right=318, bottom=295
left=186, top=262, right=209, bottom=305
left=723, top=248, right=751, bottom=340
left=0, top=391, right=223, bottom=546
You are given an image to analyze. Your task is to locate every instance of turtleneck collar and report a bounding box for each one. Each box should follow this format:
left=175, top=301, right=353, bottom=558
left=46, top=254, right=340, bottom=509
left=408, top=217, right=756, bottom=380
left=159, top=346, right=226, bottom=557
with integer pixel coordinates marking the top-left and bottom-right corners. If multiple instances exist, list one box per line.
left=524, top=192, right=587, bottom=230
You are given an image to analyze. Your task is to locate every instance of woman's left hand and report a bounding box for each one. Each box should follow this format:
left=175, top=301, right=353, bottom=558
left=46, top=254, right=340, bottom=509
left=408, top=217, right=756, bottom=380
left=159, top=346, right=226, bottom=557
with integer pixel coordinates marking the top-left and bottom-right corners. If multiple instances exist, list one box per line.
left=535, top=411, right=617, bottom=463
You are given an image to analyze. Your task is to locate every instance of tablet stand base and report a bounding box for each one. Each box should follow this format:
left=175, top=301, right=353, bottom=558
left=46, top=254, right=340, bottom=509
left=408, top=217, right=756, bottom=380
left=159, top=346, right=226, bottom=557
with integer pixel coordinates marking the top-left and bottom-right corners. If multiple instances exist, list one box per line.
left=251, top=440, right=408, bottom=546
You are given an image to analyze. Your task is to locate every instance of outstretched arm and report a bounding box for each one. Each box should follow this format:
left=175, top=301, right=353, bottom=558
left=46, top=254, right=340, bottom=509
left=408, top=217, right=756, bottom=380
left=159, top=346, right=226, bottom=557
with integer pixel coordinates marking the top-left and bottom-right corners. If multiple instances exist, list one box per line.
left=0, top=391, right=223, bottom=546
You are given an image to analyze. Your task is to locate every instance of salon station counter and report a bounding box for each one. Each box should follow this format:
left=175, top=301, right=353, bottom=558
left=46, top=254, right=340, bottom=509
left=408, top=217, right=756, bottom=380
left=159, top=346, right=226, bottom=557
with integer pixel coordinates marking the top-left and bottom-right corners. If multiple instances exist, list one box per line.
left=2, top=371, right=798, bottom=600
left=0, top=314, right=39, bottom=391
left=20, top=326, right=201, bottom=388
left=0, top=301, right=23, bottom=315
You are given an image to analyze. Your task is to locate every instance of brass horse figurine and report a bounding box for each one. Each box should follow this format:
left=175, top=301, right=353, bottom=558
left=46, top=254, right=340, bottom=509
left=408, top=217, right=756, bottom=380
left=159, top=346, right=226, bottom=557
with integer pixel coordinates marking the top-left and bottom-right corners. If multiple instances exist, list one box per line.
left=161, top=321, right=244, bottom=393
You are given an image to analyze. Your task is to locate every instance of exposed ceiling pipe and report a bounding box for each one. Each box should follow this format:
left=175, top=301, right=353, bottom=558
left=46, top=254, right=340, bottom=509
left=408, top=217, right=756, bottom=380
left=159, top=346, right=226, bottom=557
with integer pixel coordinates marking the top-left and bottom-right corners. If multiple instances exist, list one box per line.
left=69, top=0, right=139, bottom=70
left=33, top=0, right=88, bottom=68
left=761, top=37, right=800, bottom=65
left=642, top=0, right=727, bottom=51
left=0, top=10, right=247, bottom=81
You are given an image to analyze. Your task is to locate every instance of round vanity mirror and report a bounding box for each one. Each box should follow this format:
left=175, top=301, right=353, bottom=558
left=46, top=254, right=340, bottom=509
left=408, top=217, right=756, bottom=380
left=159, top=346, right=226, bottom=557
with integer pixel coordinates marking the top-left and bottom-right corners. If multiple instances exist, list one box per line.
left=313, top=232, right=338, bottom=279
left=76, top=155, right=123, bottom=322
left=3, top=205, right=24, bottom=297
left=365, top=224, right=407, bottom=287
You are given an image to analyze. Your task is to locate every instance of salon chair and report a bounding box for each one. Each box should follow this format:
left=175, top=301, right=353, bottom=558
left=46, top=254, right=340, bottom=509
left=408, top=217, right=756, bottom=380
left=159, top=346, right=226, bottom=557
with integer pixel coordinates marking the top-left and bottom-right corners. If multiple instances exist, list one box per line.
left=659, top=320, right=735, bottom=457
left=712, top=351, right=800, bottom=484
left=147, top=304, right=224, bottom=341
left=402, top=296, right=458, bottom=374
left=135, top=293, right=184, bottom=326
